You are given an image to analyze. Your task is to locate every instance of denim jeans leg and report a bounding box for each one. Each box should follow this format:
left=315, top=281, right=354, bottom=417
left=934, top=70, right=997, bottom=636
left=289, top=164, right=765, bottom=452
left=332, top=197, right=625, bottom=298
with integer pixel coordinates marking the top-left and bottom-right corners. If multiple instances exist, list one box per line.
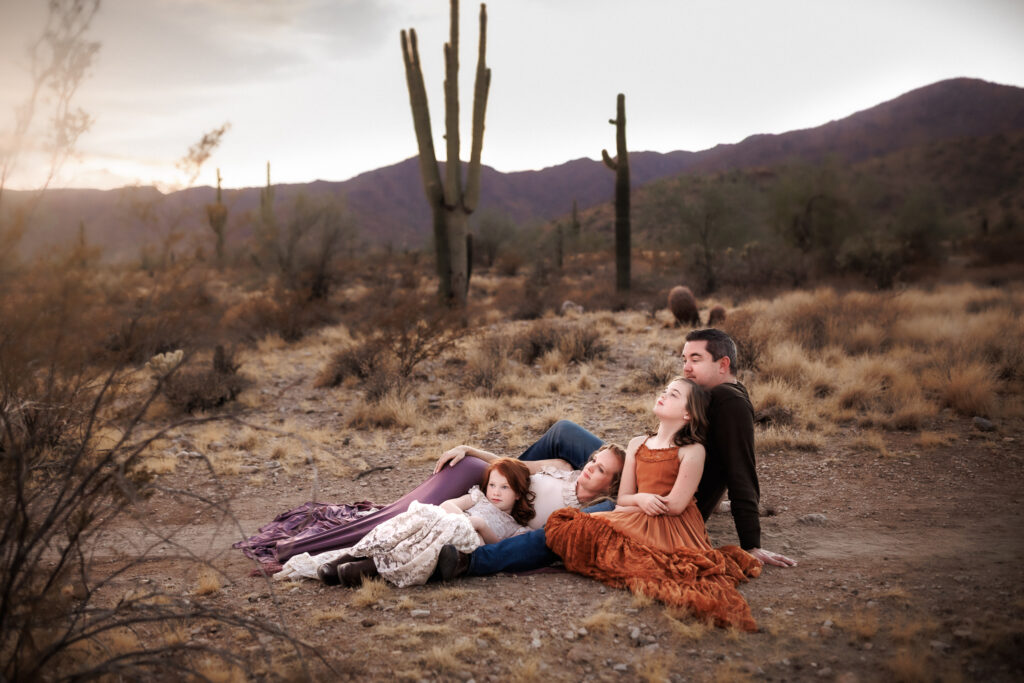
left=517, top=420, right=603, bottom=470
left=467, top=499, right=615, bottom=575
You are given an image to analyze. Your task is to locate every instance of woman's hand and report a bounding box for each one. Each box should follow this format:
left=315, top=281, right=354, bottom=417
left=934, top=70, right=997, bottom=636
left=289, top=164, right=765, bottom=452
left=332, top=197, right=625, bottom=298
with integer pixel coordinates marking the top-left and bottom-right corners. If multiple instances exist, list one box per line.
left=434, top=446, right=470, bottom=474
left=633, top=492, right=669, bottom=516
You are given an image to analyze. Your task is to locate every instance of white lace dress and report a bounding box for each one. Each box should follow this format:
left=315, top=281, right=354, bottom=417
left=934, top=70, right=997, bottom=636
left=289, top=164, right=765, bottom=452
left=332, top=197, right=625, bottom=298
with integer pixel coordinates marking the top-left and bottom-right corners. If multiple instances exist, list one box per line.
left=274, top=469, right=580, bottom=582
left=339, top=486, right=528, bottom=587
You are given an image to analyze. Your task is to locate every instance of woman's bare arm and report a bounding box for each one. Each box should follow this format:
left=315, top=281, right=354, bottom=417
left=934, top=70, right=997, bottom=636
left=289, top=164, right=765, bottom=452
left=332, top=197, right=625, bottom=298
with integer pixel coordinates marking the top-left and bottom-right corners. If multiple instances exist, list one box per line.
left=434, top=445, right=573, bottom=475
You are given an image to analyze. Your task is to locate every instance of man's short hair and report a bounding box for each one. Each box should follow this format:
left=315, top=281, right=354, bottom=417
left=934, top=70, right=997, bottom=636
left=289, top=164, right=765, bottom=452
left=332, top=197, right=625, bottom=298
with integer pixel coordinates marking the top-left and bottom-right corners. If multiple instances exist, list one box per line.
left=684, top=328, right=738, bottom=374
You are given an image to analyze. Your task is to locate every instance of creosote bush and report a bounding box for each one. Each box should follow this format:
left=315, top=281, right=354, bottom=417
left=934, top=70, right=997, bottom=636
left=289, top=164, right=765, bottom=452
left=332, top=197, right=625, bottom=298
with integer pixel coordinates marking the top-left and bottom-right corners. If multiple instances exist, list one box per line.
left=162, top=345, right=248, bottom=413
left=318, top=294, right=466, bottom=401
left=511, top=320, right=608, bottom=366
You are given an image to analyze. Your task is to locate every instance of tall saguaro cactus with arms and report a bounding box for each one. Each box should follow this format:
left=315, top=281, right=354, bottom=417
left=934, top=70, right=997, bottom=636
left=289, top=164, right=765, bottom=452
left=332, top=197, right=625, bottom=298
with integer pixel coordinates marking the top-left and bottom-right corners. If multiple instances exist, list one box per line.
left=602, top=93, right=631, bottom=293
left=401, top=0, right=491, bottom=307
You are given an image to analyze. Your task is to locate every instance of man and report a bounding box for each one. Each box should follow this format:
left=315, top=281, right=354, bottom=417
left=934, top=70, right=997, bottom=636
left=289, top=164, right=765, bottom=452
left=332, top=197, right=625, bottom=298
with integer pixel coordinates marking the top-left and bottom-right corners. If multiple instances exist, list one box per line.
left=436, top=327, right=794, bottom=579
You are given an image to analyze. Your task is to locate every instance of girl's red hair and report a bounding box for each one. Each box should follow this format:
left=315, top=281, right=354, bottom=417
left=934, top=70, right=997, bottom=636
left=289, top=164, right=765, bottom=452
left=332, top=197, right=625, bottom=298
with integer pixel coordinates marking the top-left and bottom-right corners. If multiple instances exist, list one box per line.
left=481, top=458, right=536, bottom=526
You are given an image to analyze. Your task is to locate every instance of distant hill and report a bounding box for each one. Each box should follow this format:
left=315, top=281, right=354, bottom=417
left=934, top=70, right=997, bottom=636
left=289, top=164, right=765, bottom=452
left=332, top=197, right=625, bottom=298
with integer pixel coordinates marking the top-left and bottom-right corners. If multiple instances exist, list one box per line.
left=10, top=77, right=1024, bottom=261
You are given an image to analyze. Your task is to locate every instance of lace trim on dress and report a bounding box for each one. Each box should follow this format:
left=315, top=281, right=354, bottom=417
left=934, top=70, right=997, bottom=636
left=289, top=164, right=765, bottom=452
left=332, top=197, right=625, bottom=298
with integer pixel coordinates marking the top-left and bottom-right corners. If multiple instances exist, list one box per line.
left=638, top=442, right=680, bottom=463
left=536, top=466, right=583, bottom=508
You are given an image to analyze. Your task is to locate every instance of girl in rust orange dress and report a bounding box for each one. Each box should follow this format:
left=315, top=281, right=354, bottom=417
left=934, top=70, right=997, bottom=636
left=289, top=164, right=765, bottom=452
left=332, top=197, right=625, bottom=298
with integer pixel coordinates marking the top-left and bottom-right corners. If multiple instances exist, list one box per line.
left=545, top=377, right=763, bottom=631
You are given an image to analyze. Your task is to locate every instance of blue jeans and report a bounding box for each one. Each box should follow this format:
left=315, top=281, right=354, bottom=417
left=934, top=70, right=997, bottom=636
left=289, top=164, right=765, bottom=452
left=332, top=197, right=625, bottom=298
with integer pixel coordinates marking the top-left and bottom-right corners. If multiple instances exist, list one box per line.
left=468, top=420, right=606, bottom=576
left=518, top=420, right=603, bottom=470
left=467, top=500, right=614, bottom=575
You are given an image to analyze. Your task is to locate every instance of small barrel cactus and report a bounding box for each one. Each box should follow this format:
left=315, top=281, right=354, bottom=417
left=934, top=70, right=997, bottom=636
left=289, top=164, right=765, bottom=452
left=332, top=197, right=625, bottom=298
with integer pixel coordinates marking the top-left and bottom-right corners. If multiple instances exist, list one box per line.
left=668, top=286, right=700, bottom=327
left=707, top=304, right=727, bottom=326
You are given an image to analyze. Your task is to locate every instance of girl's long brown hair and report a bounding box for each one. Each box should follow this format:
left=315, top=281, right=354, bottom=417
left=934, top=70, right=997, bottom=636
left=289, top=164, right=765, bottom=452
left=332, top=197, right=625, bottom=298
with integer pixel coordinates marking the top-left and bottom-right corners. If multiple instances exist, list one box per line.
left=667, top=377, right=710, bottom=447
left=481, top=458, right=536, bottom=526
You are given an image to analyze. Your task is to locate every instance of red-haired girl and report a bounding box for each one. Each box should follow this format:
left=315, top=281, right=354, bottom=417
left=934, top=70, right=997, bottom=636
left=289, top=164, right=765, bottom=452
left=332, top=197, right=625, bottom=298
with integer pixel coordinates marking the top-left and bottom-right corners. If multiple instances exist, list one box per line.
left=325, top=458, right=535, bottom=587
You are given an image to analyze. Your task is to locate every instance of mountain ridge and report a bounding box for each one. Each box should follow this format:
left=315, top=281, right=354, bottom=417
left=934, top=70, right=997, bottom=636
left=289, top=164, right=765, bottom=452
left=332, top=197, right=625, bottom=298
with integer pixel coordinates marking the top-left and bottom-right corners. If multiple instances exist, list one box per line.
left=10, top=77, right=1024, bottom=260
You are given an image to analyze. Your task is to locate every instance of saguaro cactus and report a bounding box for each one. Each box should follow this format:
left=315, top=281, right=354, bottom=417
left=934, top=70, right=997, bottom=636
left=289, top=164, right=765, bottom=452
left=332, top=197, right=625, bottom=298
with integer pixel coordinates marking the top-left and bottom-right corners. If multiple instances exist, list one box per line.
left=401, top=0, right=491, bottom=307
left=205, top=168, right=228, bottom=266
left=602, top=93, right=630, bottom=293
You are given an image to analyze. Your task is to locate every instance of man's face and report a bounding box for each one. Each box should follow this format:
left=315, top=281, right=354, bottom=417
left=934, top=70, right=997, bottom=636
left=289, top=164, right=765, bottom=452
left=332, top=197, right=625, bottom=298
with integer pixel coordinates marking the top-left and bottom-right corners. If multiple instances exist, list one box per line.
left=682, top=340, right=727, bottom=388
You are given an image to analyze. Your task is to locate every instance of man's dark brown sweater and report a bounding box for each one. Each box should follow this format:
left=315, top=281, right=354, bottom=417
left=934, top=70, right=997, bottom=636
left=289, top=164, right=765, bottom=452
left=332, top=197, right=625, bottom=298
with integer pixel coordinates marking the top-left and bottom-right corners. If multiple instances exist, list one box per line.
left=694, top=380, right=761, bottom=550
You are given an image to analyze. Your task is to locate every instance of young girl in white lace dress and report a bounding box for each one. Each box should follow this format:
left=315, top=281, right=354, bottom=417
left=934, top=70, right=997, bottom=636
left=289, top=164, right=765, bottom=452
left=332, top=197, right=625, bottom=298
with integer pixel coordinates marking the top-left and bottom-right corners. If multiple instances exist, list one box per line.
left=324, top=458, right=536, bottom=587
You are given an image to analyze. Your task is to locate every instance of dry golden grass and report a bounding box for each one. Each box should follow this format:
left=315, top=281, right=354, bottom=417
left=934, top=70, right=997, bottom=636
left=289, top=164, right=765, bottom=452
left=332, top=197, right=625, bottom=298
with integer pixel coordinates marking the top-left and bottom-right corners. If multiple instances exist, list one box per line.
left=930, top=362, right=999, bottom=417
left=347, top=393, right=420, bottom=429
left=850, top=430, right=891, bottom=457
left=393, top=595, right=417, bottom=611
left=462, top=396, right=503, bottom=425
left=309, top=607, right=350, bottom=625
left=350, top=577, right=391, bottom=607
left=418, top=636, right=473, bottom=671
left=887, top=613, right=940, bottom=643
left=664, top=608, right=712, bottom=641
left=373, top=623, right=452, bottom=639
left=712, top=660, right=754, bottom=683
left=917, top=431, right=956, bottom=448
left=195, top=658, right=247, bottom=683
left=754, top=426, right=824, bottom=453
left=630, top=587, right=654, bottom=608
left=582, top=600, right=626, bottom=633
left=193, top=567, right=222, bottom=596
left=885, top=646, right=932, bottom=683
left=836, top=607, right=879, bottom=640
left=637, top=654, right=673, bottom=683
left=508, top=657, right=542, bottom=683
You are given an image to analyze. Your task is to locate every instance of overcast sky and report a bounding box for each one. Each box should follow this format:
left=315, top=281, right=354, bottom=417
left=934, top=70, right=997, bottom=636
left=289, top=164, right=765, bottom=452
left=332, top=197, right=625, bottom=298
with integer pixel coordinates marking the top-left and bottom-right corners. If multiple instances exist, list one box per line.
left=1, top=0, right=1022, bottom=191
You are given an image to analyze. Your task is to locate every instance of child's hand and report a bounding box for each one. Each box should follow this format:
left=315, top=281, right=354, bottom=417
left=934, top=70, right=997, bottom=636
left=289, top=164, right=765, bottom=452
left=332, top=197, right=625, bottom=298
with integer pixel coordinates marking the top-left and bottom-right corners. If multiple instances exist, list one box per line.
left=634, top=493, right=669, bottom=516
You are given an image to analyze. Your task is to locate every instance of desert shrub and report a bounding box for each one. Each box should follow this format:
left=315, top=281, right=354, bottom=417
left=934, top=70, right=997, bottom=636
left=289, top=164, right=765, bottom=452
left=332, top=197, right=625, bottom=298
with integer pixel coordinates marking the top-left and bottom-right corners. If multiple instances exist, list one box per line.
left=315, top=343, right=386, bottom=389
left=162, top=346, right=248, bottom=413
left=620, top=355, right=679, bottom=394
left=707, top=304, right=727, bottom=326
left=0, top=267, right=312, bottom=680
left=321, top=293, right=465, bottom=401
left=931, top=363, right=999, bottom=417
left=511, top=321, right=608, bottom=366
left=667, top=285, right=700, bottom=327
left=719, top=306, right=766, bottom=373
left=102, top=268, right=226, bottom=364
left=223, top=287, right=337, bottom=343
left=463, top=335, right=513, bottom=394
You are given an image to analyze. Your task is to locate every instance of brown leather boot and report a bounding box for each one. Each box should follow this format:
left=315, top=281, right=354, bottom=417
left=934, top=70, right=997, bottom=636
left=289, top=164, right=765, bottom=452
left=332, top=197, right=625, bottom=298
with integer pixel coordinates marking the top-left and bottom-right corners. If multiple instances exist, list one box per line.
left=432, top=544, right=471, bottom=582
left=337, top=558, right=379, bottom=587
left=316, top=553, right=359, bottom=586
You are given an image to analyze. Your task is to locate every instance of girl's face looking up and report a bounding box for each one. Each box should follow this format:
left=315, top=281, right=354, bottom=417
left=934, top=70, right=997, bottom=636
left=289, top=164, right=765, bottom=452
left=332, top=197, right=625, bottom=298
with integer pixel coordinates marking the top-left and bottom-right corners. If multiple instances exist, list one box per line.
left=654, top=380, right=691, bottom=423
left=486, top=470, right=519, bottom=512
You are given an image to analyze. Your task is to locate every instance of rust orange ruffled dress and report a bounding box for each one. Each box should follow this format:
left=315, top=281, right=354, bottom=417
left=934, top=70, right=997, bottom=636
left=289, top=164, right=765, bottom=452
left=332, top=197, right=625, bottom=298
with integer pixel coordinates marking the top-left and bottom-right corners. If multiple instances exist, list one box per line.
left=545, top=443, right=762, bottom=631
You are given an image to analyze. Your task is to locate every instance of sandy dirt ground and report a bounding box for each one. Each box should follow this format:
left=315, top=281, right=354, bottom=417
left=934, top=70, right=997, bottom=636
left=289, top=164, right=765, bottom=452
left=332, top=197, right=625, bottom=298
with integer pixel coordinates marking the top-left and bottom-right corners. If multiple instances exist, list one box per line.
left=92, top=319, right=1024, bottom=682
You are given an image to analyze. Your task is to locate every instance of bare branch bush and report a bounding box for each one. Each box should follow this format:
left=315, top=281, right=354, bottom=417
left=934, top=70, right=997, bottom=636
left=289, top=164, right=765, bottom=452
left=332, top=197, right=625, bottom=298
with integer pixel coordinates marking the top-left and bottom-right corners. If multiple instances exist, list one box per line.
left=319, top=293, right=466, bottom=401
left=0, top=263, right=322, bottom=680
left=0, top=0, right=101, bottom=274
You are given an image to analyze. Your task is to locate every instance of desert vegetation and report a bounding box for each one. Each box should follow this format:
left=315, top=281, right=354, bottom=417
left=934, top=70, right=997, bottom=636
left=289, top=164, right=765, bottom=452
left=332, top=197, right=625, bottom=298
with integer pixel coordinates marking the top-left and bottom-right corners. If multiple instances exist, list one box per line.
left=2, top=229, right=1021, bottom=677
left=2, top=3, right=1022, bottom=679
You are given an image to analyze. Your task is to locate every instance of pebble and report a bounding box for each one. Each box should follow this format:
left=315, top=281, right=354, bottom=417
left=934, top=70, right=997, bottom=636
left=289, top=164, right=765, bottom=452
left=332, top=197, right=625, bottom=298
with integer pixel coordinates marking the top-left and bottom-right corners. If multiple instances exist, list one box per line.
left=564, top=631, right=576, bottom=641
left=972, top=416, right=996, bottom=432
left=930, top=640, right=950, bottom=651
left=798, top=513, right=828, bottom=525
left=613, top=663, right=628, bottom=672
left=409, top=609, right=430, bottom=617
left=761, top=607, right=773, bottom=614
